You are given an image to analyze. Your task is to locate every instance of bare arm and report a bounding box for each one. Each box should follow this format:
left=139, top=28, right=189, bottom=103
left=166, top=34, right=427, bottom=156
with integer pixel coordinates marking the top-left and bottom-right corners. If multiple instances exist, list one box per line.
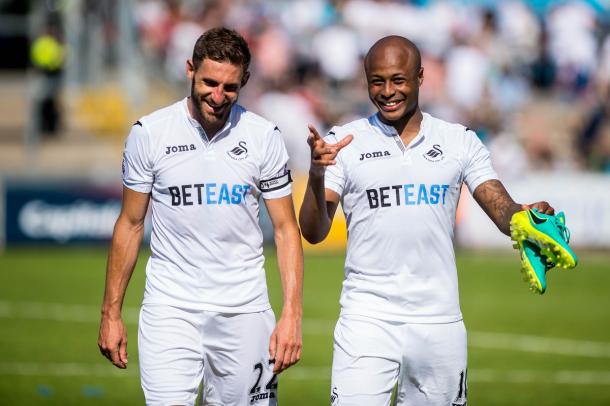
left=264, top=195, right=304, bottom=374
left=98, top=187, right=150, bottom=368
left=299, top=173, right=341, bottom=244
left=299, top=125, right=351, bottom=244
left=473, top=179, right=554, bottom=236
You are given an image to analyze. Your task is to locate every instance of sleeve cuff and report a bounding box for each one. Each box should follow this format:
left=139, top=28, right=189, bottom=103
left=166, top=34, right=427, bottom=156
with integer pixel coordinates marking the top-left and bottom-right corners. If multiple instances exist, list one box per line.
left=123, top=181, right=152, bottom=194
left=466, top=173, right=499, bottom=194
left=324, top=178, right=343, bottom=197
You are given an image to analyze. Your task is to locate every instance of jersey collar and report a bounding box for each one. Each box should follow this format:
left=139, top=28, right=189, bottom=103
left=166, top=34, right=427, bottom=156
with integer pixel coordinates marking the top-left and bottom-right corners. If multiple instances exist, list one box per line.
left=368, top=112, right=430, bottom=150
left=368, top=113, right=398, bottom=137
left=182, top=97, right=238, bottom=143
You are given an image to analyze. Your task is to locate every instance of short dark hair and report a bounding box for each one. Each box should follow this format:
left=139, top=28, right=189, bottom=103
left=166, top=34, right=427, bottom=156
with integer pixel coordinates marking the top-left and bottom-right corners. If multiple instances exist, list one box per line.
left=192, top=27, right=251, bottom=73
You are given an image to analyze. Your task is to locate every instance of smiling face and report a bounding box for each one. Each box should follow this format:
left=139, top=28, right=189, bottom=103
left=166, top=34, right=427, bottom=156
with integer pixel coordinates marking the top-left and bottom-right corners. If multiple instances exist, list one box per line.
left=365, top=39, right=423, bottom=126
left=187, top=58, right=249, bottom=136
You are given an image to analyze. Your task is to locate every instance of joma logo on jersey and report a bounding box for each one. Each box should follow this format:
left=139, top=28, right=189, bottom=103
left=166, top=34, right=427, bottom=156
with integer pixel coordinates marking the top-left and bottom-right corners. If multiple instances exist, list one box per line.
left=423, top=144, right=444, bottom=162
left=227, top=141, right=248, bottom=160
left=359, top=150, right=391, bottom=161
left=165, top=144, right=196, bottom=155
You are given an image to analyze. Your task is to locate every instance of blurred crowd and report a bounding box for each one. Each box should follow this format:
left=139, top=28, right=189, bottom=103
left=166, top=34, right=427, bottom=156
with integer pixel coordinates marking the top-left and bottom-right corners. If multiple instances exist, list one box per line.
left=117, top=0, right=610, bottom=173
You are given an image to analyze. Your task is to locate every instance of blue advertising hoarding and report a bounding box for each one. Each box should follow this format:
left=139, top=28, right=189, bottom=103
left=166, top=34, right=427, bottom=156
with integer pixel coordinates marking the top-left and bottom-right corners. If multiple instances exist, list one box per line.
left=3, top=181, right=124, bottom=245
left=0, top=180, right=272, bottom=247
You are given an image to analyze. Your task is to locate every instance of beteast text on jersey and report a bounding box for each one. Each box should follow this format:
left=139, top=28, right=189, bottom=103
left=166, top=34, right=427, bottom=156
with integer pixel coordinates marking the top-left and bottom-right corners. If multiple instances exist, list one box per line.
left=366, top=183, right=450, bottom=209
left=168, top=183, right=251, bottom=206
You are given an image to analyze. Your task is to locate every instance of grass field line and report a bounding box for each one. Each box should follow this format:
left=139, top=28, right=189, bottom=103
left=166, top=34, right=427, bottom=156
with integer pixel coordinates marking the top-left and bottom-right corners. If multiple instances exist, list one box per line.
left=2, top=300, right=610, bottom=359
left=0, top=362, right=139, bottom=377
left=1, top=362, right=610, bottom=385
left=287, top=367, right=610, bottom=385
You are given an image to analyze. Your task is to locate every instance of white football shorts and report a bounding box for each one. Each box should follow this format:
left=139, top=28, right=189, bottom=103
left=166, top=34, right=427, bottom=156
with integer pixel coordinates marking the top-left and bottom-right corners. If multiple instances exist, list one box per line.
left=330, top=314, right=467, bottom=406
left=138, top=304, right=278, bottom=406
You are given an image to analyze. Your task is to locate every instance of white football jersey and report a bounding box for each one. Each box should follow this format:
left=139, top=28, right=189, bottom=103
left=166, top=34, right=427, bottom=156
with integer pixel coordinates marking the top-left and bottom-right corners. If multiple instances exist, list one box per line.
left=325, top=112, right=498, bottom=323
left=122, top=98, right=292, bottom=312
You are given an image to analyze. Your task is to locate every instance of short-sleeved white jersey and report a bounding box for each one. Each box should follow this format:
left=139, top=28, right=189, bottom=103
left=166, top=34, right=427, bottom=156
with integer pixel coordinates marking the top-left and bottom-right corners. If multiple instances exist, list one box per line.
left=122, top=98, right=292, bottom=312
left=325, top=112, right=498, bottom=323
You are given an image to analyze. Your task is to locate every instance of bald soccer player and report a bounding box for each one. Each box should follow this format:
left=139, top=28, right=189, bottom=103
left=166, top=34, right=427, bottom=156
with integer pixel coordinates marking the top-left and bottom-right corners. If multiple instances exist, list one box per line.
left=300, top=36, right=556, bottom=405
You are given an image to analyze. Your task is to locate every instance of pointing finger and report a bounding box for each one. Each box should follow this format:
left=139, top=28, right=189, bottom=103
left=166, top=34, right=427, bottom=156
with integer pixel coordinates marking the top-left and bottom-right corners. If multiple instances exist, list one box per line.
left=334, top=134, right=353, bottom=151
left=308, top=124, right=322, bottom=141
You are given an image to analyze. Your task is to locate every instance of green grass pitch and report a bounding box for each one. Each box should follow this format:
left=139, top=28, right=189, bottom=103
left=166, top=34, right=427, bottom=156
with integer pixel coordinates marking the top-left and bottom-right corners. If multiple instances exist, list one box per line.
left=0, top=247, right=609, bottom=405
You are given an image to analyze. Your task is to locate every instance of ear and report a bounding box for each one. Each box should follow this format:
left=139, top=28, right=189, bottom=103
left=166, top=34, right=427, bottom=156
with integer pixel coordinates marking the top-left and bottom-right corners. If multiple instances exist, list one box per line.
left=241, top=70, right=250, bottom=88
left=418, top=67, right=424, bottom=86
left=186, top=59, right=195, bottom=81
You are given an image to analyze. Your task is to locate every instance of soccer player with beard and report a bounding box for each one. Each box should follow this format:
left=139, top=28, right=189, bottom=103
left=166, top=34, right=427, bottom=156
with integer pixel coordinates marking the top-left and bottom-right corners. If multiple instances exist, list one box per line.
left=98, top=27, right=303, bottom=406
left=299, top=36, right=558, bottom=405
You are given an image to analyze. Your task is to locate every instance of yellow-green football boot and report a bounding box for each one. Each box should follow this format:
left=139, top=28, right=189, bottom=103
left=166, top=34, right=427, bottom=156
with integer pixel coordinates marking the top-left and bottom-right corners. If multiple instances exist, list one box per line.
left=510, top=209, right=578, bottom=270
left=514, top=239, right=554, bottom=294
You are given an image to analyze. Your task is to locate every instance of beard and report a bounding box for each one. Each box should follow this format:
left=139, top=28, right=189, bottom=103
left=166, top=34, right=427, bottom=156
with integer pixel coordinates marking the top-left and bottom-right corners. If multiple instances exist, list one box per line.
left=190, top=78, right=205, bottom=122
left=190, top=78, right=233, bottom=124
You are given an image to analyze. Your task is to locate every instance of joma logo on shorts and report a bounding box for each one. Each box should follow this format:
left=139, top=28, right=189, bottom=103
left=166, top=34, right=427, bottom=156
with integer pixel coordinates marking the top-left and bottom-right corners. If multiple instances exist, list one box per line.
left=250, top=392, right=275, bottom=404
left=165, top=144, right=196, bottom=155
left=359, top=150, right=390, bottom=161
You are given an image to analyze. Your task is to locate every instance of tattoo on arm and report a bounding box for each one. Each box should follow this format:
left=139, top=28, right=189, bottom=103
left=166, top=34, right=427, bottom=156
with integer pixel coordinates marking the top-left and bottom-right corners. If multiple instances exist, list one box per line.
left=472, top=180, right=522, bottom=236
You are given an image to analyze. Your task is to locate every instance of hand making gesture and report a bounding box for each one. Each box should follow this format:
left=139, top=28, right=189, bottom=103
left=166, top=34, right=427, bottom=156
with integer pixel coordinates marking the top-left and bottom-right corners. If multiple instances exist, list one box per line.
left=307, top=124, right=353, bottom=175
